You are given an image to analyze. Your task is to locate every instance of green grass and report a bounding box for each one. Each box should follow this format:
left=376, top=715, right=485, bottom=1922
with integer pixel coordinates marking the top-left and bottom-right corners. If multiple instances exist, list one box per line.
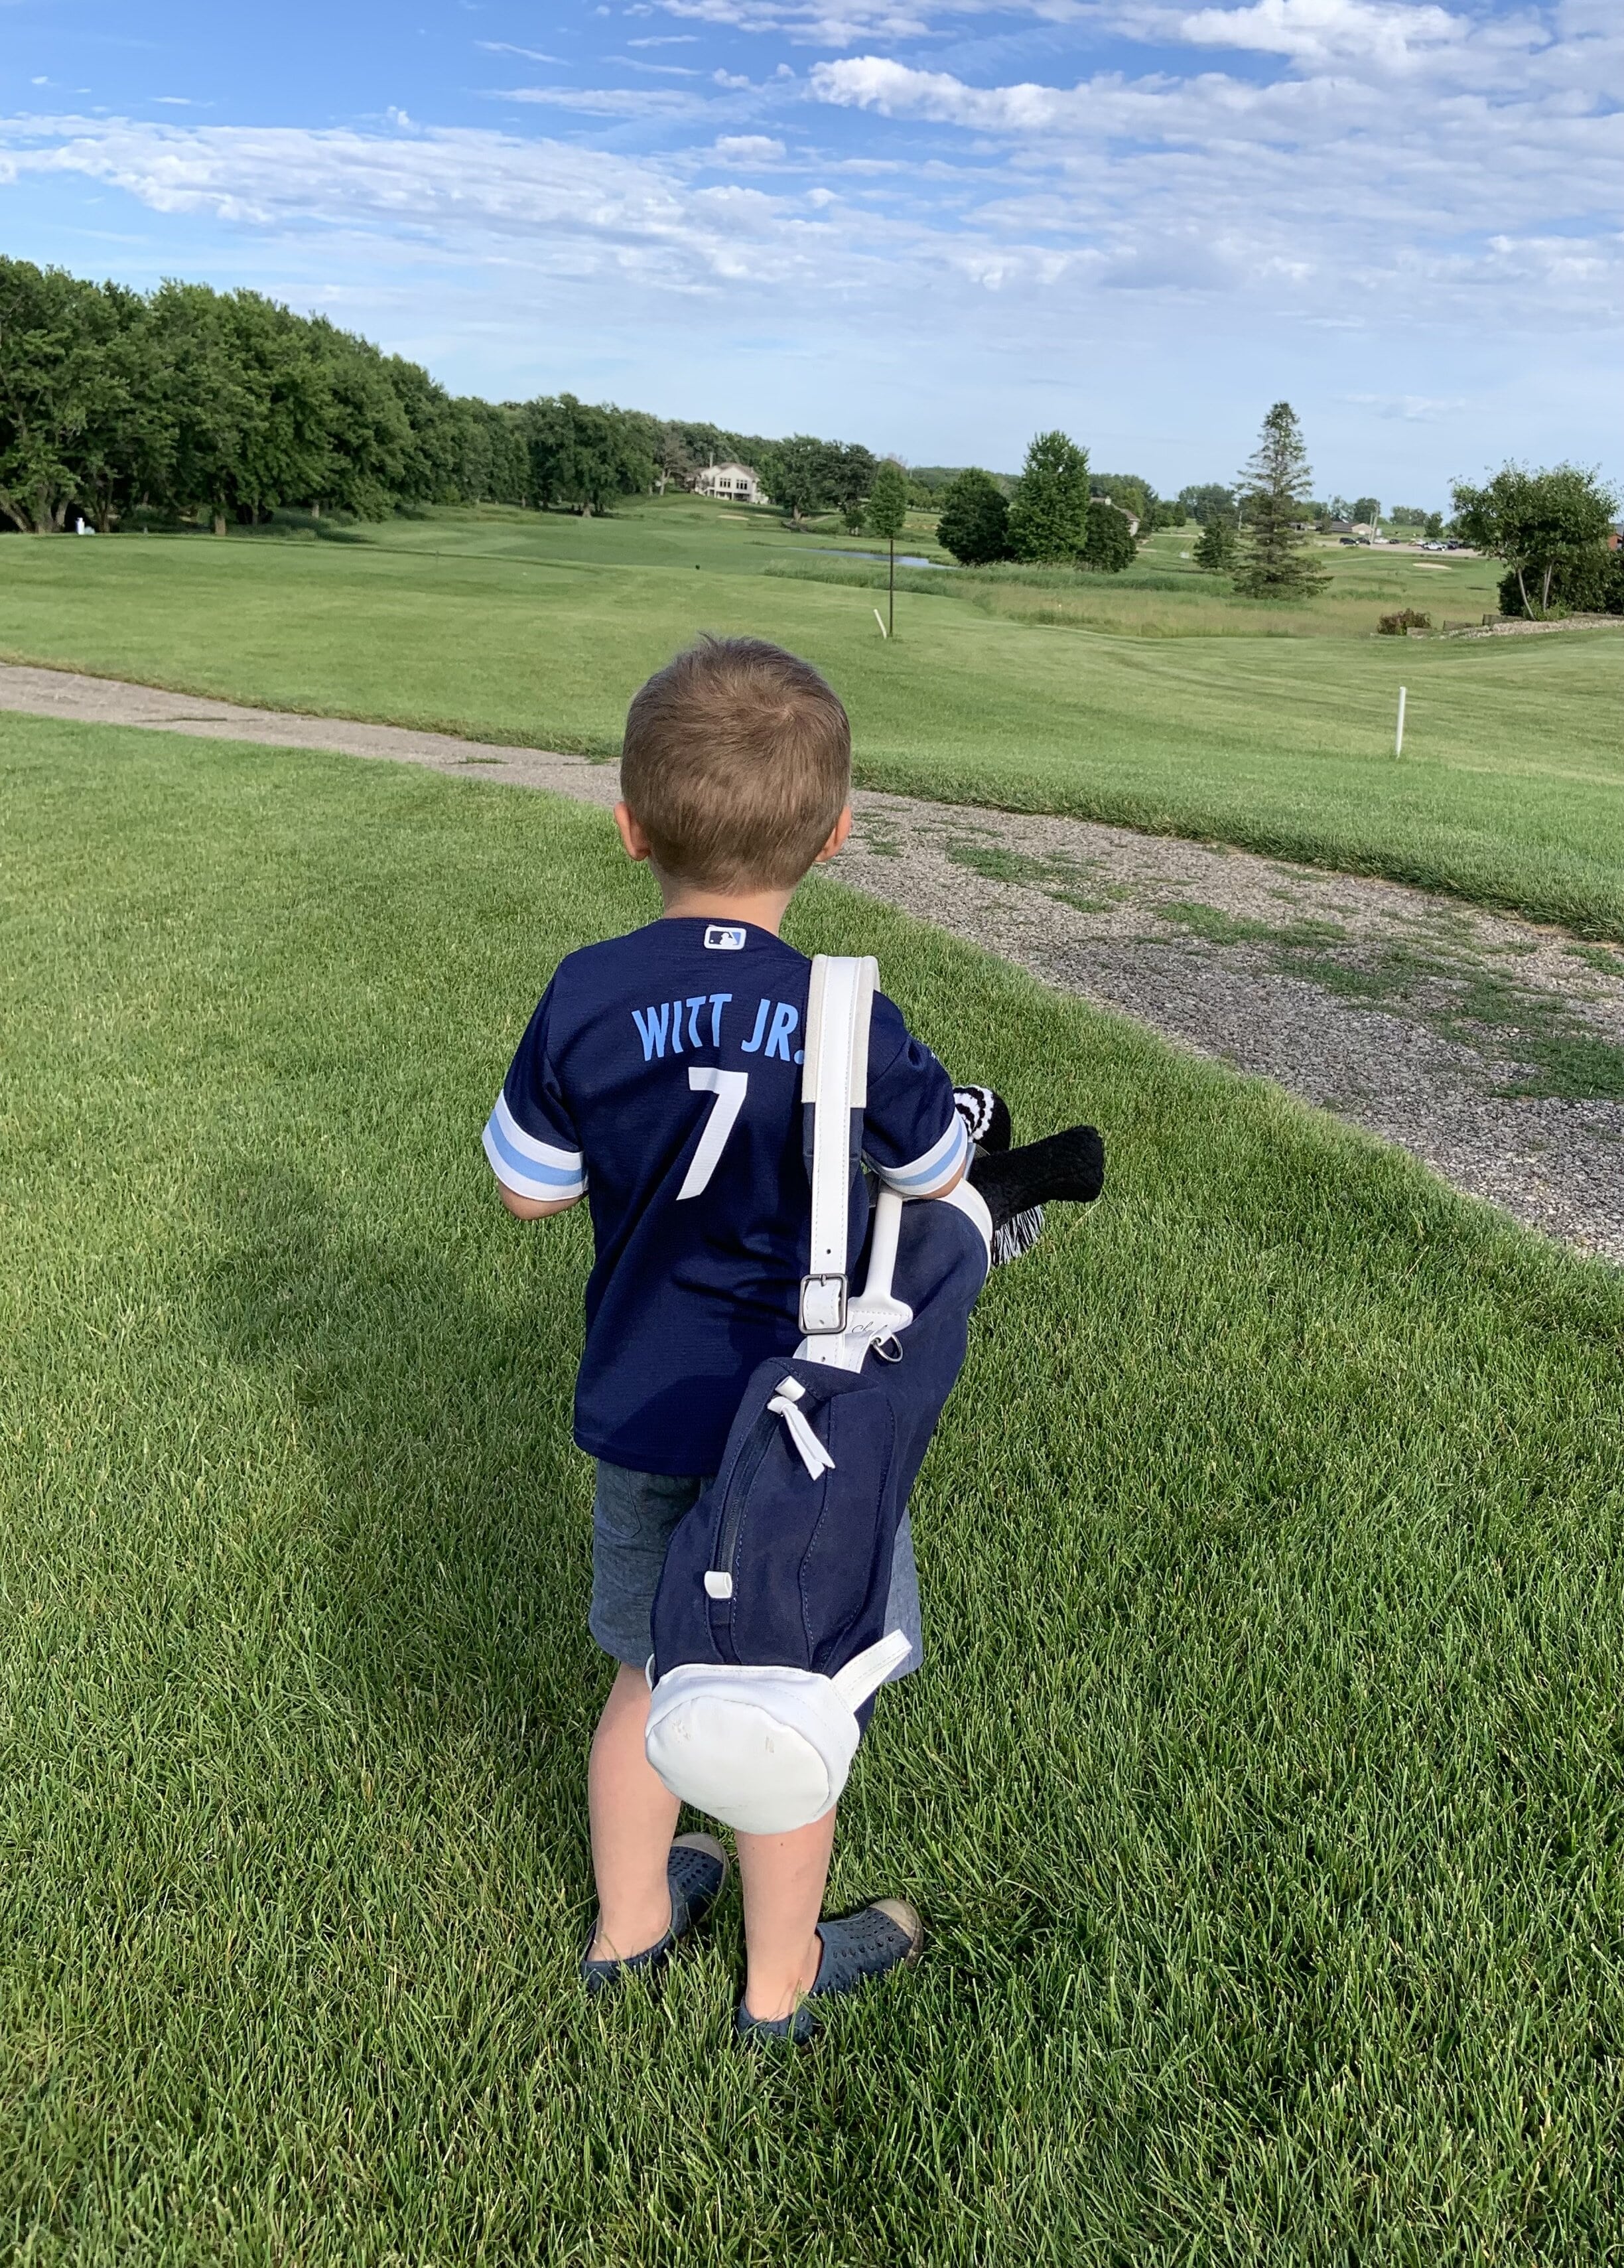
left=766, top=522, right=1506, bottom=640
left=5, top=710, right=1624, bottom=2261
left=2, top=499, right=1623, bottom=938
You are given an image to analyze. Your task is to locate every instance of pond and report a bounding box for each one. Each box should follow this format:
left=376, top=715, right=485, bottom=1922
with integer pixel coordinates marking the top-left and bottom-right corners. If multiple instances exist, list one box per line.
left=811, top=547, right=955, bottom=570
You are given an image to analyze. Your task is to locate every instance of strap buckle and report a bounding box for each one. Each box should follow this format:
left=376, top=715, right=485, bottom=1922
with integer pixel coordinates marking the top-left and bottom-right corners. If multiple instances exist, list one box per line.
left=799, top=1272, right=848, bottom=1335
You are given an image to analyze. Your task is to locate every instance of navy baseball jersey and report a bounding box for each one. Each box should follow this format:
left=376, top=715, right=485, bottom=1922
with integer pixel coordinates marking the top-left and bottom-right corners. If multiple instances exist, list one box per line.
left=484, top=916, right=966, bottom=1474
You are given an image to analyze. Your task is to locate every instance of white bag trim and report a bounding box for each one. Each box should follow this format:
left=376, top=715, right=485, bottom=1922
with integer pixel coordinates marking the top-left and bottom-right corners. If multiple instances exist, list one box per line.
left=831, top=1628, right=912, bottom=1709
left=643, top=1630, right=914, bottom=1833
left=799, top=956, right=877, bottom=1335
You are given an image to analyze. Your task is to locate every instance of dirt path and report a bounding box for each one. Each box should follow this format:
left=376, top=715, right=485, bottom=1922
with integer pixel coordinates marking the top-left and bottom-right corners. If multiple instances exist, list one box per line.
left=7, top=659, right=1623, bottom=1265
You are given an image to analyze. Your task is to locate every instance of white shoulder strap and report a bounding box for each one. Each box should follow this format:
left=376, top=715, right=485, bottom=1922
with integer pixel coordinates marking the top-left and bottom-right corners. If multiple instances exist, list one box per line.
left=798, top=955, right=878, bottom=1334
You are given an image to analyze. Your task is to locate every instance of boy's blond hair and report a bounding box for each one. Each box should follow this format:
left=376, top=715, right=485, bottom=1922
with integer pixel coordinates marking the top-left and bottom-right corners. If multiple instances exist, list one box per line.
left=621, top=636, right=851, bottom=890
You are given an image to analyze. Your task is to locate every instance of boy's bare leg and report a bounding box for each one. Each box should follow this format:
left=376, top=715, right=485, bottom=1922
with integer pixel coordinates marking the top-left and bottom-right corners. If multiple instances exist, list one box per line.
left=588, top=1664, right=836, bottom=2005
left=735, top=1809, right=837, bottom=2021
left=588, top=1663, right=681, bottom=1961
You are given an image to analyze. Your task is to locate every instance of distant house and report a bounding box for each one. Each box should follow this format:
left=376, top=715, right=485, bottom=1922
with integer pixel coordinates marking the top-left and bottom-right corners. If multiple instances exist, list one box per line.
left=1324, top=517, right=1355, bottom=534
left=1609, top=521, right=1623, bottom=553
left=693, top=461, right=762, bottom=504
left=1090, top=491, right=1138, bottom=535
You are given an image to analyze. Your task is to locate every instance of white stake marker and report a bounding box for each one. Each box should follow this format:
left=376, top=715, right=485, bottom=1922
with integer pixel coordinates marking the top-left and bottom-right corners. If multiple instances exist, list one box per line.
left=1395, top=684, right=1407, bottom=757
left=873, top=607, right=888, bottom=639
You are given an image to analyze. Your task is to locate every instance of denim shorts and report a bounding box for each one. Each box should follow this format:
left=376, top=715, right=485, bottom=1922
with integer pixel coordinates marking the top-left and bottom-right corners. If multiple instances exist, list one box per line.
left=590, top=1458, right=923, bottom=1682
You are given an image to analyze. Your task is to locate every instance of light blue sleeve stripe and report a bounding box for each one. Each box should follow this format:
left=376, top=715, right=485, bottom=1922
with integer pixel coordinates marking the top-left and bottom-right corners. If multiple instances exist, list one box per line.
left=492, top=1090, right=582, bottom=1172
left=483, top=1113, right=585, bottom=1196
left=875, top=1113, right=968, bottom=1195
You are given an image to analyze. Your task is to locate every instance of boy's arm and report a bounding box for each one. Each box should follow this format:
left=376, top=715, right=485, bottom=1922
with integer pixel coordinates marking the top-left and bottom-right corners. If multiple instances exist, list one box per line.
left=484, top=988, right=587, bottom=1221
left=861, top=1001, right=969, bottom=1201
left=497, top=1184, right=582, bottom=1222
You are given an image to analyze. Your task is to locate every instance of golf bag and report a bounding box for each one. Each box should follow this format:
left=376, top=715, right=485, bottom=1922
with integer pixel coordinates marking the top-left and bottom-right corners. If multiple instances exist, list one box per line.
left=644, top=956, right=992, bottom=1835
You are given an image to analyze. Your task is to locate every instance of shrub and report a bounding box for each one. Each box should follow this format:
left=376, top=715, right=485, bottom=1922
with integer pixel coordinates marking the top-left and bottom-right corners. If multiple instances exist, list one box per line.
left=1377, top=609, right=1432, bottom=635
left=936, top=468, right=1011, bottom=565
left=1497, top=547, right=1624, bottom=620
left=1079, top=500, right=1136, bottom=574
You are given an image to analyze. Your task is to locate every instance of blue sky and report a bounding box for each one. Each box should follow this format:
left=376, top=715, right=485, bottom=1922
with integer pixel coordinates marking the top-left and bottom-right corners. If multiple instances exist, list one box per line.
left=3, top=0, right=1619, bottom=502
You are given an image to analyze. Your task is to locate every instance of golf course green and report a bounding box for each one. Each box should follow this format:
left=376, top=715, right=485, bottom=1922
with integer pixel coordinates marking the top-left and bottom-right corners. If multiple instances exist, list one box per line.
left=3, top=495, right=1621, bottom=935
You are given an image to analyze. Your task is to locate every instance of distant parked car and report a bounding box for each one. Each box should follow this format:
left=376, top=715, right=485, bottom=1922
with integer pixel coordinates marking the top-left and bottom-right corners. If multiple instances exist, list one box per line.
left=1339, top=537, right=1359, bottom=546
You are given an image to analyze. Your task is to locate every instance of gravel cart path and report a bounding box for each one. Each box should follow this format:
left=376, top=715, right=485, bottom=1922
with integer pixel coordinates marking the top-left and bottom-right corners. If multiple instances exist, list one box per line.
left=7, top=660, right=1623, bottom=1264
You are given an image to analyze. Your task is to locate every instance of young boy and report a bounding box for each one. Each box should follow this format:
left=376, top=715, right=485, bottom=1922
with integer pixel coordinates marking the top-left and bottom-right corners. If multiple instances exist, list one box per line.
left=484, top=636, right=1097, bottom=2040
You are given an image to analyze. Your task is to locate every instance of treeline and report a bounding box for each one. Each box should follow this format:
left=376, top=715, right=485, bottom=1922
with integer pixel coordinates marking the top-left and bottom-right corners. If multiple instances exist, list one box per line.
left=0, top=257, right=1201, bottom=546
left=0, top=256, right=789, bottom=535
left=931, top=435, right=1146, bottom=575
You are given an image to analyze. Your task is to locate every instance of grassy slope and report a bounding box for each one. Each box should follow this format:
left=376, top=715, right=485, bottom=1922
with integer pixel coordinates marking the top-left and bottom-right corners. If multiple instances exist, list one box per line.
left=4, top=709, right=1623, bottom=2263
left=1, top=502, right=1621, bottom=937
left=772, top=518, right=1511, bottom=640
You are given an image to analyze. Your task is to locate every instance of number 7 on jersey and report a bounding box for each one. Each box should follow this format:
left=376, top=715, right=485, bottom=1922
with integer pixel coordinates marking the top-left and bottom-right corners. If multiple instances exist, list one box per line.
left=676, top=1068, right=750, bottom=1201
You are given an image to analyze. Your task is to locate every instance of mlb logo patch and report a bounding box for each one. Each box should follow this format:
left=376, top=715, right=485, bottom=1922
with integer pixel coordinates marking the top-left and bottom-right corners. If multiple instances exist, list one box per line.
left=704, top=924, right=747, bottom=952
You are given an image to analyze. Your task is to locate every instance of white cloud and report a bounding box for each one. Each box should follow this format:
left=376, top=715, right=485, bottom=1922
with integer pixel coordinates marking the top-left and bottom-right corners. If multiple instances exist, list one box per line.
left=0, top=115, right=854, bottom=292
left=494, top=83, right=716, bottom=115
left=712, top=132, right=787, bottom=158
left=659, top=0, right=1087, bottom=43
left=805, top=33, right=1624, bottom=330
left=1172, top=0, right=1468, bottom=66
left=3, top=0, right=1621, bottom=376
left=813, top=56, right=1081, bottom=127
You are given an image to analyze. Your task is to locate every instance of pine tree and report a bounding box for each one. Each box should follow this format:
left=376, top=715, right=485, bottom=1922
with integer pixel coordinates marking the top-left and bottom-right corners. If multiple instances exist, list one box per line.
left=1233, top=403, right=1329, bottom=599
left=1192, top=515, right=1238, bottom=573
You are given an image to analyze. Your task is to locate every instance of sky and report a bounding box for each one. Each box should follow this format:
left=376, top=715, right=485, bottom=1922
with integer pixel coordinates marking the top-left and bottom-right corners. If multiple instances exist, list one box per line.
left=1, top=0, right=1619, bottom=504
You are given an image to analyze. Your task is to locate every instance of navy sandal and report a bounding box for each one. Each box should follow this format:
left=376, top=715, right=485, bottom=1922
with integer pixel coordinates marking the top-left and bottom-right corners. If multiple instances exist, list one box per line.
left=580, top=1831, right=728, bottom=1996
left=735, top=1897, right=923, bottom=2043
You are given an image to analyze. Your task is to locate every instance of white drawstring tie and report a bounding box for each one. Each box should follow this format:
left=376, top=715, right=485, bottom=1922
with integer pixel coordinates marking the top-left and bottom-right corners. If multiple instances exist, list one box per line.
left=768, top=1376, right=835, bottom=1481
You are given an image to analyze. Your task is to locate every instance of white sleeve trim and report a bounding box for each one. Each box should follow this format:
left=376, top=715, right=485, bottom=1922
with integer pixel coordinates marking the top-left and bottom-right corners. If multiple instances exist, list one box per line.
left=483, top=1092, right=585, bottom=1200
left=870, top=1111, right=967, bottom=1198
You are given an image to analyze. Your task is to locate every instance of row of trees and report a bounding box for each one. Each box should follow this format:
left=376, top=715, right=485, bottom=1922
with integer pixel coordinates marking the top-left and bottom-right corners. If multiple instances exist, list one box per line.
left=1188, top=422, right=1622, bottom=614
left=1179, top=480, right=1445, bottom=537
left=0, top=256, right=797, bottom=533
left=755, top=435, right=881, bottom=528
left=933, top=437, right=1140, bottom=573
left=12, top=257, right=1615, bottom=618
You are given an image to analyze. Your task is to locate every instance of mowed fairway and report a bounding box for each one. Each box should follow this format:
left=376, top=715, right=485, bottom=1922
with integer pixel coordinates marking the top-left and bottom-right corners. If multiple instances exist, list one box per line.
left=2, top=499, right=1622, bottom=935
left=5, top=709, right=1624, bottom=2260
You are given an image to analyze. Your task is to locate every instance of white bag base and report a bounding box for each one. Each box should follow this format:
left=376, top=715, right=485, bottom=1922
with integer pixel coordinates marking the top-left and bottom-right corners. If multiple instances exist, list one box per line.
left=644, top=1632, right=912, bottom=1835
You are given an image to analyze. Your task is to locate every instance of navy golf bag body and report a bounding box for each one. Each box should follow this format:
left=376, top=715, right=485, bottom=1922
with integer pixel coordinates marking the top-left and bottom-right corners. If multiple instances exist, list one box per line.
left=644, top=957, right=991, bottom=1835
